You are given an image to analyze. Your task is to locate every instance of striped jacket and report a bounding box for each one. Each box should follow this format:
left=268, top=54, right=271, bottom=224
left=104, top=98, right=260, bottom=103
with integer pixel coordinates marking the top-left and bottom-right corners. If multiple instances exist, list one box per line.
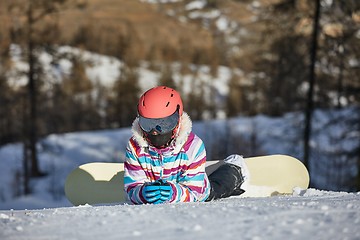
left=124, top=112, right=210, bottom=204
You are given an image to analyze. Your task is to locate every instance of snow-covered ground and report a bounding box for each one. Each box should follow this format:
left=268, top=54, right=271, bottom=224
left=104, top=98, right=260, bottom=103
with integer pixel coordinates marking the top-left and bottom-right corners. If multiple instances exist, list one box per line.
left=1, top=189, right=359, bottom=240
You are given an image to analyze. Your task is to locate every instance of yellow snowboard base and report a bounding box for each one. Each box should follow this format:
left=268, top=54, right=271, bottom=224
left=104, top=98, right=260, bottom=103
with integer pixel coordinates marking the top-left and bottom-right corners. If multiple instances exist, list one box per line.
left=65, top=154, right=309, bottom=206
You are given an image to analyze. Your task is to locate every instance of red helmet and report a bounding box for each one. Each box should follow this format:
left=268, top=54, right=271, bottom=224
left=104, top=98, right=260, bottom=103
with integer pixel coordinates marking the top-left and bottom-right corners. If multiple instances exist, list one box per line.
left=138, top=86, right=183, bottom=118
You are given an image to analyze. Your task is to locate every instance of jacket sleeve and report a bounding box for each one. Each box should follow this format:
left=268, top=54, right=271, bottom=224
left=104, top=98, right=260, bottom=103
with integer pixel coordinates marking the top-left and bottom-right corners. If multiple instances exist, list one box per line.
left=169, top=135, right=210, bottom=203
left=123, top=140, right=148, bottom=204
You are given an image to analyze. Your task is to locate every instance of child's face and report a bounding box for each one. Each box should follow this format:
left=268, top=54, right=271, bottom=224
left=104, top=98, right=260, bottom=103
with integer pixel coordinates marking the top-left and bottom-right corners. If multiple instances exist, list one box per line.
left=145, top=129, right=174, bottom=148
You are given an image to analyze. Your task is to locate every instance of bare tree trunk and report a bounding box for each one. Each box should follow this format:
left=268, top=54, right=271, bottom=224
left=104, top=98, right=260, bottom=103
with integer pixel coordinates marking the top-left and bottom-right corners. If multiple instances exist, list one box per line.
left=26, top=0, right=44, bottom=177
left=356, top=108, right=360, bottom=191
left=304, top=0, right=321, bottom=174
left=23, top=143, right=31, bottom=194
left=357, top=141, right=360, bottom=192
left=336, top=41, right=344, bottom=109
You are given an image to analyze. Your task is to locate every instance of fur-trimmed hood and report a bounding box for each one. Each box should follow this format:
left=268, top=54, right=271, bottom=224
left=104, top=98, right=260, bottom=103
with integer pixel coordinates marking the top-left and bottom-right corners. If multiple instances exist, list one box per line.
left=131, top=112, right=192, bottom=153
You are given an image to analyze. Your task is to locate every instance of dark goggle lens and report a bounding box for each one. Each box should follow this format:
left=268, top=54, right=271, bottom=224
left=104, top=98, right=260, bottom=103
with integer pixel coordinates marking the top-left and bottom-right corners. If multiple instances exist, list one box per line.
left=139, top=111, right=179, bottom=134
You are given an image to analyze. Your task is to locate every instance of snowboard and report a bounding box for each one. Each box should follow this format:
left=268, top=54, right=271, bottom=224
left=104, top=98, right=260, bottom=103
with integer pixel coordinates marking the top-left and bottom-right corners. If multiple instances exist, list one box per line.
left=64, top=154, right=309, bottom=206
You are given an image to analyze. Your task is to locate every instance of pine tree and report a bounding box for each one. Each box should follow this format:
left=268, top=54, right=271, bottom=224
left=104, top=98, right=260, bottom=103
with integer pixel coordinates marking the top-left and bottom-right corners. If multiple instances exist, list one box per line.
left=159, top=64, right=177, bottom=89
left=226, top=71, right=242, bottom=117
left=7, top=0, right=76, bottom=185
left=108, top=65, right=141, bottom=128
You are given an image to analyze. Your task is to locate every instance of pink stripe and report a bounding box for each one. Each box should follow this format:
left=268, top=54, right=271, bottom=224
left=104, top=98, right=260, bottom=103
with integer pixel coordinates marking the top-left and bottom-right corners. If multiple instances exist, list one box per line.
left=182, top=132, right=195, bottom=151
left=130, top=138, right=142, bottom=156
left=126, top=182, right=140, bottom=192
left=137, top=153, right=150, bottom=158
left=163, top=166, right=182, bottom=175
left=187, top=156, right=206, bottom=170
left=124, top=162, right=143, bottom=171
left=186, top=185, right=204, bottom=193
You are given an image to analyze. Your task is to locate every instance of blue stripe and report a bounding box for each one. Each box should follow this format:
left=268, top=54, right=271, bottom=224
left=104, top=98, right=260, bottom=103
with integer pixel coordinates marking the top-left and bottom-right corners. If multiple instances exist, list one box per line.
left=163, top=171, right=182, bottom=182
left=194, top=143, right=205, bottom=159
left=137, top=156, right=155, bottom=165
left=180, top=174, right=204, bottom=182
left=124, top=176, right=137, bottom=185
left=125, top=150, right=137, bottom=161
left=175, top=184, right=182, bottom=202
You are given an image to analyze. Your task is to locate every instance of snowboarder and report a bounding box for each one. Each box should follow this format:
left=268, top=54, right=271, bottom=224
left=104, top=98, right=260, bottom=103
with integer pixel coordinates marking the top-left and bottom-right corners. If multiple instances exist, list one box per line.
left=124, top=86, right=249, bottom=204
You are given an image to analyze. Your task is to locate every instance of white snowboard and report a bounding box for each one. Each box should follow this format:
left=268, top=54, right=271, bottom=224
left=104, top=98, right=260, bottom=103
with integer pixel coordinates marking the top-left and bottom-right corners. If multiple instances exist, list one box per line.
left=64, top=154, right=309, bottom=206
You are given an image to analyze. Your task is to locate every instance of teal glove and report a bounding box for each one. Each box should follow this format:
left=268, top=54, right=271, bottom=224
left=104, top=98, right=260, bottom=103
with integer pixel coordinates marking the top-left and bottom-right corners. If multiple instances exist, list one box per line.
left=141, top=180, right=173, bottom=204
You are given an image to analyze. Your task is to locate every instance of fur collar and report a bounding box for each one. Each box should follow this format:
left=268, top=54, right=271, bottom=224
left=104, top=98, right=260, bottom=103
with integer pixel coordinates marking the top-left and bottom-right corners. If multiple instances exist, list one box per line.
left=131, top=112, right=192, bottom=152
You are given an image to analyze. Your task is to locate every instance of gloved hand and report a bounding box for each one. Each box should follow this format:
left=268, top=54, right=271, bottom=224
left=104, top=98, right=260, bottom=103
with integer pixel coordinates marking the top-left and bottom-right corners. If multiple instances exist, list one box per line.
left=156, top=180, right=173, bottom=203
left=141, top=180, right=173, bottom=204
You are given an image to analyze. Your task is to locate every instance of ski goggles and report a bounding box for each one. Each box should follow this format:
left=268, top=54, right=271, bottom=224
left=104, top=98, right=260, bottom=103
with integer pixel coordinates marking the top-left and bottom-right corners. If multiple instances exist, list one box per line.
left=138, top=110, right=180, bottom=134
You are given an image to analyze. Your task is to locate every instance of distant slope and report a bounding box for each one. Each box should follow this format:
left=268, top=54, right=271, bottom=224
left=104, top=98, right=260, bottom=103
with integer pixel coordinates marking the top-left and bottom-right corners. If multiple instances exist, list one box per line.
left=58, top=0, right=215, bottom=62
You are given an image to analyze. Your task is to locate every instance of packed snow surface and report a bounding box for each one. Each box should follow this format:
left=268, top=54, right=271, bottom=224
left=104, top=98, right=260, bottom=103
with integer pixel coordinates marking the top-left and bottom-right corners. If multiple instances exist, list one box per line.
left=1, top=189, right=359, bottom=240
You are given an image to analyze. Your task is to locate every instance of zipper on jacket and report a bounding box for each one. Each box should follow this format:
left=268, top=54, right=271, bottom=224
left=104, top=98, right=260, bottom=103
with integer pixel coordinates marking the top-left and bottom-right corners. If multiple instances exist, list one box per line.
left=159, top=153, right=164, bottom=180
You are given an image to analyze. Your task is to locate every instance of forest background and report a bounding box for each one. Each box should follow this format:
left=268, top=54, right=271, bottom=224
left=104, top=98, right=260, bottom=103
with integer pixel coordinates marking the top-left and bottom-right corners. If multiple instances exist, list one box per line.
left=0, top=0, right=359, bottom=193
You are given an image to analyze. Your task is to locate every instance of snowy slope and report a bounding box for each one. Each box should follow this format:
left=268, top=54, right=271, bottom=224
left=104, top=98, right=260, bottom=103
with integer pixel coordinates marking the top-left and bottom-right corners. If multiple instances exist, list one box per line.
left=0, top=106, right=358, bottom=211
left=1, top=189, right=359, bottom=240
left=2, top=40, right=359, bottom=240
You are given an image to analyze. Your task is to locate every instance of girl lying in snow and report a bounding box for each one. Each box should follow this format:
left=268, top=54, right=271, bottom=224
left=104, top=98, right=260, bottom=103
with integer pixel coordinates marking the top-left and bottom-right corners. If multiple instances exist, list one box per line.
left=124, top=86, right=249, bottom=204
